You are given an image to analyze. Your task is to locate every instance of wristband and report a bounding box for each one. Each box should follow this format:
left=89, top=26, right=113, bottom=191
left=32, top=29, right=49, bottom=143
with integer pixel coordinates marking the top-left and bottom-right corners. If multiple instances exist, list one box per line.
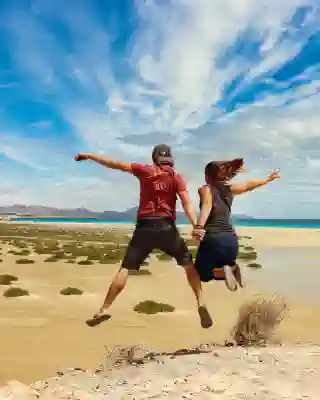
left=195, top=224, right=204, bottom=229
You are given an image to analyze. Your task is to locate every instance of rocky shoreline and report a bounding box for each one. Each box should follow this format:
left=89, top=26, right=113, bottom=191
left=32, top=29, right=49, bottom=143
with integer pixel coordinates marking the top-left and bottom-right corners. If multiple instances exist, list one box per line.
left=1, top=345, right=319, bottom=399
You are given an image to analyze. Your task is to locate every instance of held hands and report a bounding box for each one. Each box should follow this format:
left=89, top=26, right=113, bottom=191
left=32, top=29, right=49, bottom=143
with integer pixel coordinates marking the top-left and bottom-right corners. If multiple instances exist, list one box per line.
left=267, top=169, right=281, bottom=182
left=74, top=153, right=90, bottom=162
left=192, top=226, right=205, bottom=241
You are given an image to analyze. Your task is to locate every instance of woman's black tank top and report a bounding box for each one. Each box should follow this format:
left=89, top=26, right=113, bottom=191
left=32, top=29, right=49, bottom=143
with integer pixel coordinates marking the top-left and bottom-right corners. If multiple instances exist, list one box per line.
left=200, top=183, right=234, bottom=234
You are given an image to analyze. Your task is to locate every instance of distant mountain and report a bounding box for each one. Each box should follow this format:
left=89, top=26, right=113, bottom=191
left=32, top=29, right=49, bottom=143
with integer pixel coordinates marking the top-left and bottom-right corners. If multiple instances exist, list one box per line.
left=0, top=204, right=254, bottom=221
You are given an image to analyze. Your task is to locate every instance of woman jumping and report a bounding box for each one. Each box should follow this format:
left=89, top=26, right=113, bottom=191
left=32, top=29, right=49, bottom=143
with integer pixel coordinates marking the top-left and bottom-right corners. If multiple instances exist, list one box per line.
left=192, top=159, right=280, bottom=291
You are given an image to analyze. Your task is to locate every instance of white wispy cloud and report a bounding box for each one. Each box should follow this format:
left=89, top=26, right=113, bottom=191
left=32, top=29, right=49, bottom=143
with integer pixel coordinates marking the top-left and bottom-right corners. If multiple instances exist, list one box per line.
left=1, top=0, right=320, bottom=217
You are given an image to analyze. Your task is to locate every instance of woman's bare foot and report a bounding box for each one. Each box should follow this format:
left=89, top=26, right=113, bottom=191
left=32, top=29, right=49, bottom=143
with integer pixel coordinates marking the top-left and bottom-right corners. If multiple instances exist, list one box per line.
left=233, top=264, right=244, bottom=288
left=223, top=266, right=237, bottom=291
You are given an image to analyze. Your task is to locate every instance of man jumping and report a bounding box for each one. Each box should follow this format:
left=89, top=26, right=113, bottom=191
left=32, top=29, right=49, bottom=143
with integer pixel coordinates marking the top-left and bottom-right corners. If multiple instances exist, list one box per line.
left=74, top=144, right=212, bottom=328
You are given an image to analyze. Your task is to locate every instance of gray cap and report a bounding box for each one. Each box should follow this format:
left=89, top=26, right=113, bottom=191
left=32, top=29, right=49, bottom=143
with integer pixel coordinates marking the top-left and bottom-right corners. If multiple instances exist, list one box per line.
left=152, top=144, right=174, bottom=165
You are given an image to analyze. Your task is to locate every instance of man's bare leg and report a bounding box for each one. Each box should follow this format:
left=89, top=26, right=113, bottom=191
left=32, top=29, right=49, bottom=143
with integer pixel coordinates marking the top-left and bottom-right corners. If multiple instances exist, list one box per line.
left=93, top=267, right=129, bottom=318
left=86, top=267, right=129, bottom=327
left=184, top=264, right=213, bottom=328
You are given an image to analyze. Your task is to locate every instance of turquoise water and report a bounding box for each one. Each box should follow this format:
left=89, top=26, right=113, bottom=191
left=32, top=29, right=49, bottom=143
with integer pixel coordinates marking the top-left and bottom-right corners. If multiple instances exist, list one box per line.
left=234, top=219, right=320, bottom=228
left=8, top=217, right=320, bottom=228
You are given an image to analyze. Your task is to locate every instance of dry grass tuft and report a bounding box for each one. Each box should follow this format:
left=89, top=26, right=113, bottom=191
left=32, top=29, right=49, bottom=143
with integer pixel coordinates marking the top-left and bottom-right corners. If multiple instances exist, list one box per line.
left=103, top=345, right=151, bottom=370
left=232, top=296, right=287, bottom=346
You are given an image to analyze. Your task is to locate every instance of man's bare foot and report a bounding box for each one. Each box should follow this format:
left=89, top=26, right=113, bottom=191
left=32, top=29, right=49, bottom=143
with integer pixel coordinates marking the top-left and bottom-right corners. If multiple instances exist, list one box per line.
left=223, top=265, right=238, bottom=292
left=85, top=310, right=111, bottom=327
left=198, top=305, right=213, bottom=329
left=233, top=264, right=244, bottom=288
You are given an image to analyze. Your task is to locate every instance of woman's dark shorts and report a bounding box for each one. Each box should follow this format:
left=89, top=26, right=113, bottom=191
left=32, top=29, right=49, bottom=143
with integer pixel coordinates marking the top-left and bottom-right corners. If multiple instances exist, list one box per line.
left=195, top=231, right=239, bottom=282
left=122, top=217, right=192, bottom=270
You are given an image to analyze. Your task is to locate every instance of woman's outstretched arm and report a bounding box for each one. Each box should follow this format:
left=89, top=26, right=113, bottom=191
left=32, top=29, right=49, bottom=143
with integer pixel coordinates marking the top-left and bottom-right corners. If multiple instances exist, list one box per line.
left=230, top=170, right=280, bottom=195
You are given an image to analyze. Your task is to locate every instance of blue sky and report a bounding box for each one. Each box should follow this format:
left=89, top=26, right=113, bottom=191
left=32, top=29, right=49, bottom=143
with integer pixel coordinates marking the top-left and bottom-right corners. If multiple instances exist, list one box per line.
left=0, top=0, right=319, bottom=218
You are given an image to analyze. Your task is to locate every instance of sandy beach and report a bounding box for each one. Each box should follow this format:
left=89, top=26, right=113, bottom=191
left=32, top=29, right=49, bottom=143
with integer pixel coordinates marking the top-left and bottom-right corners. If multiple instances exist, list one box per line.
left=0, top=222, right=319, bottom=385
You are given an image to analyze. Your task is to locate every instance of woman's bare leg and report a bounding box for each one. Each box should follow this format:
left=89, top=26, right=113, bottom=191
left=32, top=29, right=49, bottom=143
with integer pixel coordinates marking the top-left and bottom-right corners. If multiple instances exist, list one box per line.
left=223, top=265, right=237, bottom=291
left=233, top=264, right=244, bottom=288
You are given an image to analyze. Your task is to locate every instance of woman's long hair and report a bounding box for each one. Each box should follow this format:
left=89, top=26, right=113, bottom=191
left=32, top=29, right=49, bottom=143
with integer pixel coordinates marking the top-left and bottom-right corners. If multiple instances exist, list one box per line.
left=205, top=158, right=244, bottom=186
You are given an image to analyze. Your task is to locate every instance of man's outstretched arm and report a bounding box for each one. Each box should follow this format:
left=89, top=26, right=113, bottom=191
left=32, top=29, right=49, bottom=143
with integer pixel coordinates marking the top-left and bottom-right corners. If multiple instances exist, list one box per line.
left=74, top=153, right=133, bottom=173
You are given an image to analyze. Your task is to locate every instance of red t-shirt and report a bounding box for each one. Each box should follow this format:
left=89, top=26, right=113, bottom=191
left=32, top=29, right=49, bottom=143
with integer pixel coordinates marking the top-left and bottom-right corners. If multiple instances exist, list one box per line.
left=131, top=163, right=187, bottom=220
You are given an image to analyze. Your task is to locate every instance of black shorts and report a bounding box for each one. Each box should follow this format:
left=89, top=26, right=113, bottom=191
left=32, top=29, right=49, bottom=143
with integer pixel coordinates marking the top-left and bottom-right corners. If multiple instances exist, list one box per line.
left=122, top=218, right=192, bottom=270
left=195, top=231, right=239, bottom=282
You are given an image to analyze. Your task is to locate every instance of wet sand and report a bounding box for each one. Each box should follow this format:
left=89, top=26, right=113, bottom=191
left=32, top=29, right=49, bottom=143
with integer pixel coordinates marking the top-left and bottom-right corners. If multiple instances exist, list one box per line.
left=0, top=224, right=319, bottom=384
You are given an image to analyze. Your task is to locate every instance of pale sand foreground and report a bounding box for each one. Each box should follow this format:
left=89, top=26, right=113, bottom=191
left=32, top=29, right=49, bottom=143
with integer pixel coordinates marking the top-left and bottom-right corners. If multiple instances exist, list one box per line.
left=0, top=225, right=320, bottom=386
left=2, top=346, right=319, bottom=399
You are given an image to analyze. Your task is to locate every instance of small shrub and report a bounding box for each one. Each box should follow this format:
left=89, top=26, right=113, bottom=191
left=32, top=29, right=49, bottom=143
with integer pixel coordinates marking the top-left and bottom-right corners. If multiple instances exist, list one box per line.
left=238, top=251, right=257, bottom=261
left=60, top=287, right=83, bottom=296
left=185, top=238, right=200, bottom=247
left=85, top=246, right=102, bottom=260
left=4, top=287, right=29, bottom=298
left=99, top=258, right=117, bottom=264
left=34, top=244, right=48, bottom=255
left=34, top=240, right=60, bottom=255
left=11, top=240, right=28, bottom=249
left=232, top=297, right=286, bottom=346
left=8, top=250, right=30, bottom=256
left=0, top=259, right=3, bottom=263
left=244, top=246, right=254, bottom=251
left=156, top=253, right=172, bottom=261
left=133, top=300, right=175, bottom=314
left=15, top=259, right=35, bottom=265
left=87, top=254, right=101, bottom=261
left=44, top=256, right=59, bottom=262
left=246, top=262, right=262, bottom=269
left=0, top=274, right=18, bottom=285
left=51, top=250, right=67, bottom=259
left=78, top=259, right=94, bottom=265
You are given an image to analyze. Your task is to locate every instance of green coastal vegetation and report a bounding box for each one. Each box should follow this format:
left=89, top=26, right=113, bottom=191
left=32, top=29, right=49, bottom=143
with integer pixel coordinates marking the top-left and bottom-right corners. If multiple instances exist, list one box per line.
left=3, top=287, right=29, bottom=298
left=0, top=223, right=131, bottom=264
left=133, top=300, right=175, bottom=314
left=60, top=287, right=83, bottom=296
left=0, top=223, right=261, bottom=302
left=0, top=274, right=18, bottom=285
